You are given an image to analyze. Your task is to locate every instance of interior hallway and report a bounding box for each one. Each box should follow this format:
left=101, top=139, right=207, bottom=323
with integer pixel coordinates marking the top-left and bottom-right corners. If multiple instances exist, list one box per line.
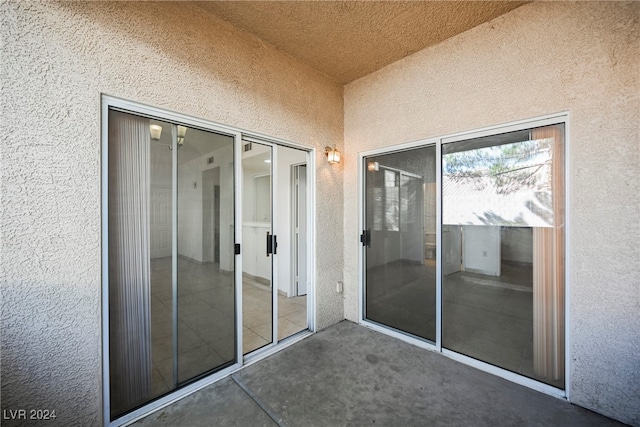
left=135, top=321, right=622, bottom=427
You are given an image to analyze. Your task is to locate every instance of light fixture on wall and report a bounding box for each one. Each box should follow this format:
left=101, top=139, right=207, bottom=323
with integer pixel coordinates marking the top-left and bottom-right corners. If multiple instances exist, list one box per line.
left=149, top=124, right=187, bottom=150
left=325, top=145, right=341, bottom=164
left=367, top=161, right=379, bottom=172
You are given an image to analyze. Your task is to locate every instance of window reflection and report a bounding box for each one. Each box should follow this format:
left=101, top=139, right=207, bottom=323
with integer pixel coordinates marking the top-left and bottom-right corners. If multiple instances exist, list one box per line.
left=442, top=124, right=565, bottom=389
left=364, top=147, right=437, bottom=342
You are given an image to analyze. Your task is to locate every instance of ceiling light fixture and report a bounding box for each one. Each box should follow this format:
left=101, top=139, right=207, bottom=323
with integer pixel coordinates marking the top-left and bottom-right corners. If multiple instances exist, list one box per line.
left=176, top=125, right=187, bottom=149
left=150, top=124, right=162, bottom=141
left=149, top=124, right=187, bottom=150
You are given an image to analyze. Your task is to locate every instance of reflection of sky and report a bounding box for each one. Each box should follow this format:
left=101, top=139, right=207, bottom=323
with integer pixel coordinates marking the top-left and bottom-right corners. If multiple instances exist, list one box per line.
left=442, top=139, right=554, bottom=227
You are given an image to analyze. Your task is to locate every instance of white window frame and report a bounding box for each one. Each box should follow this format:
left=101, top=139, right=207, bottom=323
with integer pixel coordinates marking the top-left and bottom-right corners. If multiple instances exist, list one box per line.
left=358, top=111, right=570, bottom=401
left=101, top=95, right=316, bottom=426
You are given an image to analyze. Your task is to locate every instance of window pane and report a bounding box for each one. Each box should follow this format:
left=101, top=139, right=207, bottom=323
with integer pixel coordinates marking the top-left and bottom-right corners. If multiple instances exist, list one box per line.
left=108, top=109, right=237, bottom=419
left=177, top=127, right=236, bottom=383
left=442, top=124, right=565, bottom=388
left=364, top=147, right=437, bottom=341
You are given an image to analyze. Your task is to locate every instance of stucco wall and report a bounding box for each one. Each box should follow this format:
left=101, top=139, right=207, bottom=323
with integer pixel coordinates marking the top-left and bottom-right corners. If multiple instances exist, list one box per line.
left=0, top=1, right=343, bottom=425
left=344, top=2, right=639, bottom=425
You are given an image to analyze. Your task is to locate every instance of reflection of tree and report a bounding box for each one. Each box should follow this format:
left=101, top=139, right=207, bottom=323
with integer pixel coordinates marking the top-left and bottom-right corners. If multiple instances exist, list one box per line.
left=474, top=211, right=528, bottom=226
left=444, top=140, right=551, bottom=195
left=473, top=190, right=553, bottom=226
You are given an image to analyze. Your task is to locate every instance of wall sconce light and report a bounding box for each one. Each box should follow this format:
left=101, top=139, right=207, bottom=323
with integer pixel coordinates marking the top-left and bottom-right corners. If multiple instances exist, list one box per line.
left=325, top=145, right=341, bottom=164
left=367, top=161, right=379, bottom=172
left=150, top=124, right=162, bottom=141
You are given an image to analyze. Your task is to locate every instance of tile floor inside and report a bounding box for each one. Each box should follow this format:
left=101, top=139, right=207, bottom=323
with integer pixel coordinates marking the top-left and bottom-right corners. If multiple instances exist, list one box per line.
left=366, top=258, right=562, bottom=389
left=148, top=257, right=307, bottom=399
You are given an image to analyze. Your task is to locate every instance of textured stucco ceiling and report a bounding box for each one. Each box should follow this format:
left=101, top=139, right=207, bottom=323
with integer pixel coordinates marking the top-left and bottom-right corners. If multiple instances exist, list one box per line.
left=197, top=1, right=528, bottom=84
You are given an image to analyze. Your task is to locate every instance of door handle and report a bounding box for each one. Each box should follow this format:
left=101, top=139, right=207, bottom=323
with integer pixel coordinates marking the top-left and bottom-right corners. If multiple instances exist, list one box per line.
left=266, top=232, right=277, bottom=256
left=360, top=229, right=371, bottom=247
left=266, top=231, right=272, bottom=256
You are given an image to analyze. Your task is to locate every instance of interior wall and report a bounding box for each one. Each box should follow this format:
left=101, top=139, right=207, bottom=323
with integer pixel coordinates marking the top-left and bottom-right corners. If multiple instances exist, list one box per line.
left=461, top=226, right=501, bottom=276
left=343, top=2, right=639, bottom=424
left=178, top=145, right=232, bottom=265
left=242, top=163, right=271, bottom=280
left=501, top=227, right=533, bottom=264
left=0, top=1, right=344, bottom=425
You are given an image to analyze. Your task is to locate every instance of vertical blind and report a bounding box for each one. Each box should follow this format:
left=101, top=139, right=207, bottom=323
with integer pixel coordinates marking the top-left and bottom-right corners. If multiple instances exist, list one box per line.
left=108, top=110, right=152, bottom=417
left=532, top=125, right=565, bottom=381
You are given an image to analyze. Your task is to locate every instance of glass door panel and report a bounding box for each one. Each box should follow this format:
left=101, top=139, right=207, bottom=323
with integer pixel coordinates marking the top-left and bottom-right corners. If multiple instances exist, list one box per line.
left=148, top=117, right=175, bottom=398
left=176, top=127, right=236, bottom=383
left=107, top=109, right=238, bottom=420
left=241, top=142, right=274, bottom=354
left=441, top=124, right=565, bottom=389
left=275, top=145, right=309, bottom=341
left=363, top=146, right=437, bottom=342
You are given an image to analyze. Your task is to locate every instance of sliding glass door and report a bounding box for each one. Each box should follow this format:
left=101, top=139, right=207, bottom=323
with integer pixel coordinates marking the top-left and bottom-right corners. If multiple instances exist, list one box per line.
left=107, top=109, right=237, bottom=419
left=241, top=142, right=310, bottom=355
left=441, top=124, right=565, bottom=388
left=361, top=119, right=566, bottom=391
left=241, top=141, right=274, bottom=354
left=362, top=146, right=437, bottom=342
left=104, top=98, right=313, bottom=425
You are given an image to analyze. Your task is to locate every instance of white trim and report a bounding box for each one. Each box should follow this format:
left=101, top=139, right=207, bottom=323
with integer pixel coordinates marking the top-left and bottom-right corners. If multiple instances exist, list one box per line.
left=435, top=140, right=443, bottom=352
left=271, top=143, right=279, bottom=346
left=306, top=149, right=317, bottom=332
left=100, top=97, right=111, bottom=427
left=441, top=112, right=568, bottom=144
left=360, top=320, right=437, bottom=351
left=441, top=349, right=566, bottom=399
left=243, top=330, right=313, bottom=367
left=290, top=162, right=307, bottom=298
left=103, top=97, right=239, bottom=139
left=171, top=124, right=178, bottom=387
left=242, top=134, right=311, bottom=154
left=357, top=136, right=438, bottom=330
left=357, top=154, right=364, bottom=323
left=563, top=112, right=571, bottom=402
left=359, top=137, right=438, bottom=158
left=234, top=132, right=244, bottom=369
left=290, top=164, right=297, bottom=298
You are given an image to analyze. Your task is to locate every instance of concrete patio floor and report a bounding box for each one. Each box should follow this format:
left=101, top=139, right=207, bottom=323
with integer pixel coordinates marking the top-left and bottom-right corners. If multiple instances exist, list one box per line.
left=135, top=321, right=624, bottom=427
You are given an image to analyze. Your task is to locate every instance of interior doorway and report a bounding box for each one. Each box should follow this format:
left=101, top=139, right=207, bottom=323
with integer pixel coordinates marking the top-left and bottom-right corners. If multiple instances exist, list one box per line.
left=202, top=167, right=221, bottom=264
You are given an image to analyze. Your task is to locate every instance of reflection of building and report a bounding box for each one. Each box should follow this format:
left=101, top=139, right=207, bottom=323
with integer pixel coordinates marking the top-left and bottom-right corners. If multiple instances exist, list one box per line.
left=2, top=2, right=638, bottom=427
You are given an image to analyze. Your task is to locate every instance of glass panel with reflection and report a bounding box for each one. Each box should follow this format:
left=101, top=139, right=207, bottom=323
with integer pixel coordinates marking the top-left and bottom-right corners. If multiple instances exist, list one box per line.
left=241, top=142, right=273, bottom=354
left=176, top=126, right=236, bottom=383
left=364, top=146, right=437, bottom=342
left=442, top=124, right=565, bottom=389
